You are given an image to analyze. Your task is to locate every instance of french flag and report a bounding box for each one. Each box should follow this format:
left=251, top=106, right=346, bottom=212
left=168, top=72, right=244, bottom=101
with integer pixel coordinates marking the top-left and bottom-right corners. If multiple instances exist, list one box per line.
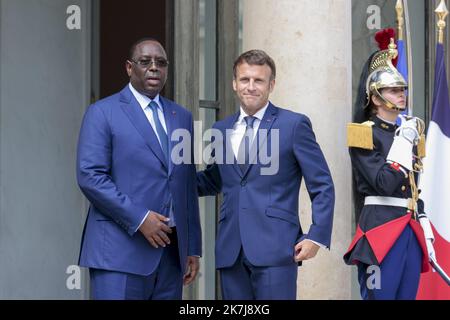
left=416, top=42, right=450, bottom=299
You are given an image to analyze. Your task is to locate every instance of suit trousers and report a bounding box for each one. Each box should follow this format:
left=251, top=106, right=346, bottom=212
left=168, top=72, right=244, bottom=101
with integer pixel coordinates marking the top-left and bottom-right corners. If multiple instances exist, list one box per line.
left=219, top=247, right=298, bottom=300
left=89, top=228, right=182, bottom=300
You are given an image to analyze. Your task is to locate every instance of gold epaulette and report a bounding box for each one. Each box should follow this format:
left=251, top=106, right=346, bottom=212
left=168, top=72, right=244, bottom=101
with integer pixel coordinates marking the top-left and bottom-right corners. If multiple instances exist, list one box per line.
left=347, top=121, right=374, bottom=150
left=417, top=134, right=426, bottom=158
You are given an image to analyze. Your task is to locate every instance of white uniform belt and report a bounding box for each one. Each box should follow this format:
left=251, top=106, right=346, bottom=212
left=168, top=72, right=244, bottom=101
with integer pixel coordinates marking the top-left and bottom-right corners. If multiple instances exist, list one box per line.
left=364, top=196, right=410, bottom=208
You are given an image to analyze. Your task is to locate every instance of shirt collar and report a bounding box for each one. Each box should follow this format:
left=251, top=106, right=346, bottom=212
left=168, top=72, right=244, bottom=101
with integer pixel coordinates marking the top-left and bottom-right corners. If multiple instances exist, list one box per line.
left=128, top=83, right=162, bottom=111
left=238, top=102, right=269, bottom=124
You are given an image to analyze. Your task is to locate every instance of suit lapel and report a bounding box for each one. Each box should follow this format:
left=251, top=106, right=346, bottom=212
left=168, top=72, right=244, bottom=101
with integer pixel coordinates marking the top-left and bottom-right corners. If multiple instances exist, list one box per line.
left=242, top=103, right=278, bottom=178
left=119, top=87, right=168, bottom=169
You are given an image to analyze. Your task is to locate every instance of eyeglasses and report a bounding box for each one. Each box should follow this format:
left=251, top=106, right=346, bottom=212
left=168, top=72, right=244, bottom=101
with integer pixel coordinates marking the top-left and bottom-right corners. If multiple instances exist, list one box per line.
left=129, top=58, right=169, bottom=68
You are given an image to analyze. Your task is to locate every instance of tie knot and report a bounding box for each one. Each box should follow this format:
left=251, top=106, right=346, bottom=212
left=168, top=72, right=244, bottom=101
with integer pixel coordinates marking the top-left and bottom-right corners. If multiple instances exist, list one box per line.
left=148, top=101, right=159, bottom=111
left=244, top=116, right=257, bottom=128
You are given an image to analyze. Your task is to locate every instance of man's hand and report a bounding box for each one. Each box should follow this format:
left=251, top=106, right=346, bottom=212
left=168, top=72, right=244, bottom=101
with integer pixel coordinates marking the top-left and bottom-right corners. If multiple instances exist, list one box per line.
left=294, top=240, right=320, bottom=262
left=183, top=256, right=200, bottom=285
left=139, top=211, right=172, bottom=248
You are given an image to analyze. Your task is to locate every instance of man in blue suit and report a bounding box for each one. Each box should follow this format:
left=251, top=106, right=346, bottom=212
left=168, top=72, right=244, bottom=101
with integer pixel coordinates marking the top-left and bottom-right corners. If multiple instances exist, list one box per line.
left=77, top=38, right=201, bottom=300
left=197, top=50, right=335, bottom=300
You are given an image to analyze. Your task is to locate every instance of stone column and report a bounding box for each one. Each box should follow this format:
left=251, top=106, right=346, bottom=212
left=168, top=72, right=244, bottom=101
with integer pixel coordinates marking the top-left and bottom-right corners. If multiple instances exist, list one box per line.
left=173, top=0, right=200, bottom=300
left=174, top=0, right=199, bottom=120
left=242, top=0, right=353, bottom=299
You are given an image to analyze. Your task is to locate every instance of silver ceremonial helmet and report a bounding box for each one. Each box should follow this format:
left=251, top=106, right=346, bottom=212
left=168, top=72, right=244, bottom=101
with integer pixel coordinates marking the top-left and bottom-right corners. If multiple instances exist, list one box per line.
left=365, top=38, right=408, bottom=111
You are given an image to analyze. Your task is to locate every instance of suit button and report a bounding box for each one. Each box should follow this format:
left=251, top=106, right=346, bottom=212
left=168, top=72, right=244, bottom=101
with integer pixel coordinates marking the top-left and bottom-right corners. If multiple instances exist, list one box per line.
left=240, top=180, right=247, bottom=186
left=165, top=203, right=170, bottom=208
left=168, top=176, right=172, bottom=182
left=401, top=186, right=406, bottom=191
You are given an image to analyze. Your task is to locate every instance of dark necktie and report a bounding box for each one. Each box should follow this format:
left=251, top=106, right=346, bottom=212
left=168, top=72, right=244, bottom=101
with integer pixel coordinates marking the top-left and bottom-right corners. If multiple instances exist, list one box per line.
left=237, top=116, right=257, bottom=173
left=149, top=101, right=174, bottom=224
left=149, top=101, right=169, bottom=162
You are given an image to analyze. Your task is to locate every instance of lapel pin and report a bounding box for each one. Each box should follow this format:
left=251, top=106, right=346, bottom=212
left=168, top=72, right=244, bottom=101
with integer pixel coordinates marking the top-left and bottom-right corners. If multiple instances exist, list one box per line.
left=172, top=111, right=176, bottom=115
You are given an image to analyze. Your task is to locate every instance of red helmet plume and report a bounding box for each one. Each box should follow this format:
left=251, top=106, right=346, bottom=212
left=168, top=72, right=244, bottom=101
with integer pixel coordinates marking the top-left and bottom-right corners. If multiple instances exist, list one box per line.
left=374, top=28, right=398, bottom=66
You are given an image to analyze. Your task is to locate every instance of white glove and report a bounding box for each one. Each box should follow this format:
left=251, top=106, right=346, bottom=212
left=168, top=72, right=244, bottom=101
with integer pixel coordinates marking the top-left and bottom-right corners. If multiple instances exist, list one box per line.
left=386, top=136, right=414, bottom=171
left=396, top=115, right=420, bottom=145
left=386, top=115, right=418, bottom=171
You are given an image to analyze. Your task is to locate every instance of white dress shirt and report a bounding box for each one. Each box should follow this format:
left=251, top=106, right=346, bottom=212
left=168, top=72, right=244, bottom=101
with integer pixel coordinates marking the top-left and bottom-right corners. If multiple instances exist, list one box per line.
left=129, top=83, right=175, bottom=229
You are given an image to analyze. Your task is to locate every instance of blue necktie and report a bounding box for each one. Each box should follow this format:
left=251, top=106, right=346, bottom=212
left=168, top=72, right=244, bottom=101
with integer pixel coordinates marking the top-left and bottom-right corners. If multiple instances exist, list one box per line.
left=149, top=101, right=174, bottom=226
left=237, top=116, right=257, bottom=173
left=149, top=101, right=169, bottom=162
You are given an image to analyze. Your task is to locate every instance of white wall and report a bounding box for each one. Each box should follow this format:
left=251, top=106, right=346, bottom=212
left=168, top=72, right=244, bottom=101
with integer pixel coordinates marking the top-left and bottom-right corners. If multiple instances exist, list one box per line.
left=0, top=0, right=90, bottom=298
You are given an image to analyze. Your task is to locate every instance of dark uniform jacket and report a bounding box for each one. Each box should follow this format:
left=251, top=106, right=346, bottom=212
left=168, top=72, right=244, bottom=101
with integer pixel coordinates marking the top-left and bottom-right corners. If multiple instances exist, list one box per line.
left=344, top=116, right=428, bottom=272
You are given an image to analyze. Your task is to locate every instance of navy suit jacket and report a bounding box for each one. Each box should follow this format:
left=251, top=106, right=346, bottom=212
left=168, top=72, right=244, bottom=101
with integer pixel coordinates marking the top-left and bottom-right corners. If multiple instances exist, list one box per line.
left=77, top=85, right=201, bottom=276
left=197, top=103, right=334, bottom=268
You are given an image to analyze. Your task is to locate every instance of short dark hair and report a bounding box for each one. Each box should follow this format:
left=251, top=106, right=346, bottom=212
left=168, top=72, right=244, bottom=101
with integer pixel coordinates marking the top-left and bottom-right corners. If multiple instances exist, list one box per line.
left=233, top=49, right=276, bottom=80
left=128, top=37, right=162, bottom=60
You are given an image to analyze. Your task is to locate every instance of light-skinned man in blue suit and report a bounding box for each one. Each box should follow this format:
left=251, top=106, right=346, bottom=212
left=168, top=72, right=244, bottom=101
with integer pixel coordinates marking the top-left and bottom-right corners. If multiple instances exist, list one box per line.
left=77, top=38, right=201, bottom=300
left=197, top=50, right=335, bottom=300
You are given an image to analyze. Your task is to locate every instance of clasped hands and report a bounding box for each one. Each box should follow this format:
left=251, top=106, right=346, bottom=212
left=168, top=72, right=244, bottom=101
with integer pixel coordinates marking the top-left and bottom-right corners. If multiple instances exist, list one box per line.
left=138, top=211, right=199, bottom=285
left=139, top=211, right=172, bottom=248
